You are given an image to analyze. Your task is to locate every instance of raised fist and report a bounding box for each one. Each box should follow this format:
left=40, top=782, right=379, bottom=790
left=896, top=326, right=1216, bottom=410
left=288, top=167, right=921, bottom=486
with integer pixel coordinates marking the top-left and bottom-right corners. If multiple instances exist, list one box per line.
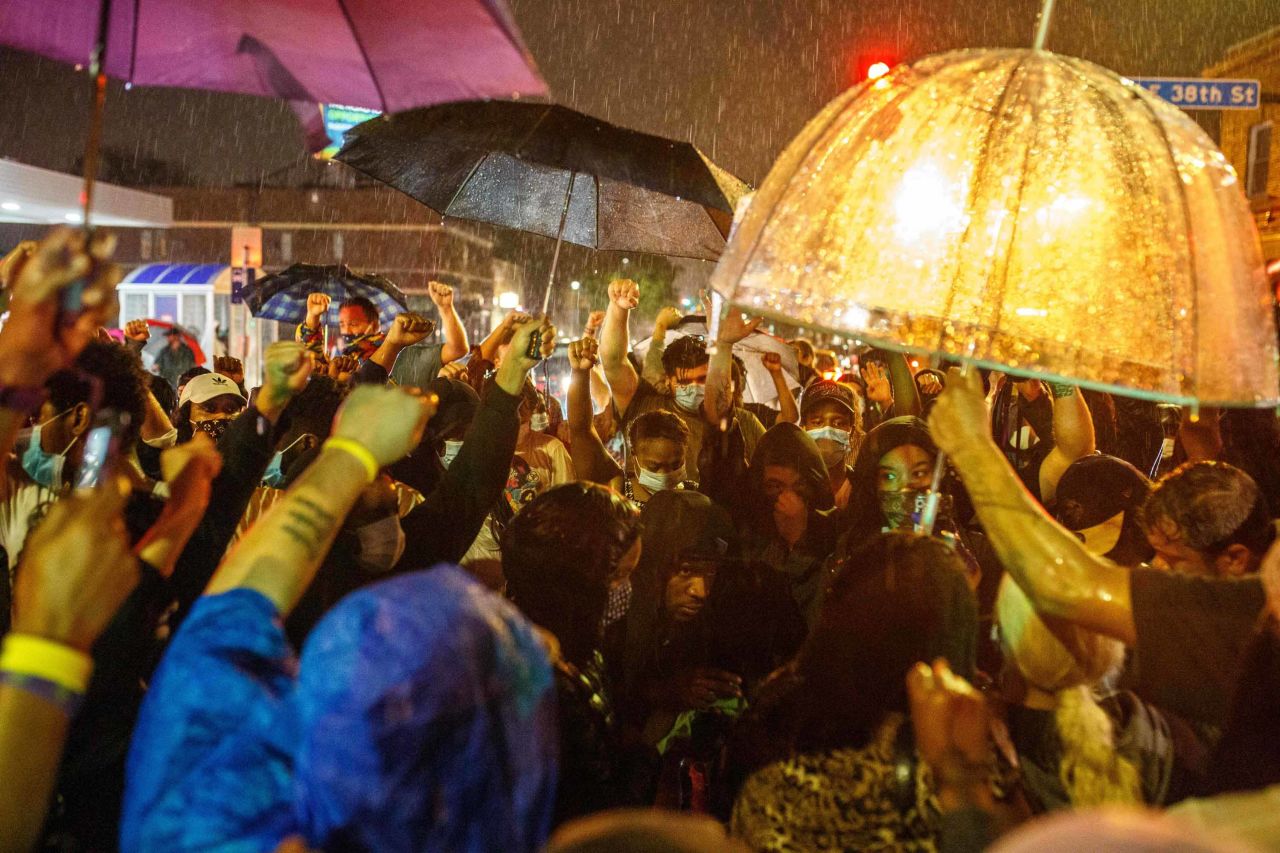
left=427, top=281, right=455, bottom=309
left=124, top=319, right=150, bottom=343
left=305, top=292, right=331, bottom=326
left=385, top=312, right=436, bottom=349
left=568, top=337, right=599, bottom=371
left=608, top=279, right=640, bottom=311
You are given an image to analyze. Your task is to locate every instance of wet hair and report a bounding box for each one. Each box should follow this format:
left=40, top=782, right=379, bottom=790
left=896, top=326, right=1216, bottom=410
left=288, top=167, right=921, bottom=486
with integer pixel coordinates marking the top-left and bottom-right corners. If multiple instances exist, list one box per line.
left=502, top=483, right=642, bottom=667
left=279, top=375, right=345, bottom=444
left=339, top=296, right=379, bottom=325
left=177, top=365, right=210, bottom=389
left=46, top=341, right=148, bottom=449
left=147, top=372, right=177, bottom=420
left=1140, top=461, right=1276, bottom=561
left=996, top=576, right=1141, bottom=806
left=752, top=532, right=977, bottom=756
left=661, top=336, right=709, bottom=377
left=627, top=410, right=689, bottom=449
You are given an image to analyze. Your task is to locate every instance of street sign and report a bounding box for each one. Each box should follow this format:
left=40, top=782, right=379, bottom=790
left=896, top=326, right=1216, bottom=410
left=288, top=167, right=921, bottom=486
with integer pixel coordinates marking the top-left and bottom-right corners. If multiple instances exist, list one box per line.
left=1129, top=77, right=1261, bottom=111
left=230, top=266, right=255, bottom=306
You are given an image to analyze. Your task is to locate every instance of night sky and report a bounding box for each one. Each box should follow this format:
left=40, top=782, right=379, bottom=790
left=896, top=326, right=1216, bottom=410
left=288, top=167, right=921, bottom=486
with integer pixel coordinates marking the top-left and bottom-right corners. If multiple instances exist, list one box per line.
left=0, top=0, right=1277, bottom=189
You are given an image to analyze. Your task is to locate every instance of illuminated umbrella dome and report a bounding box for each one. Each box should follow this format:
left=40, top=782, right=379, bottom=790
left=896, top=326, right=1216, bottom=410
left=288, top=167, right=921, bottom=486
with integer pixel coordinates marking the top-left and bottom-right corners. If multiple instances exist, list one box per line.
left=710, top=48, right=1279, bottom=407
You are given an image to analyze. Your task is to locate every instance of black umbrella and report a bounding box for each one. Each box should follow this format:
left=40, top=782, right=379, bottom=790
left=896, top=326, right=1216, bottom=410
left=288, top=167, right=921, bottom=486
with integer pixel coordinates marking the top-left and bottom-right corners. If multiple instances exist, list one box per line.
left=244, top=263, right=409, bottom=327
left=336, top=101, right=749, bottom=314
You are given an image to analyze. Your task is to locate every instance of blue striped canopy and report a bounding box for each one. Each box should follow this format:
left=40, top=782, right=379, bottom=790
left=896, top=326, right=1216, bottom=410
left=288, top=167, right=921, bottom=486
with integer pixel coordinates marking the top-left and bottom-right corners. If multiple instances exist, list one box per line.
left=244, top=263, right=408, bottom=326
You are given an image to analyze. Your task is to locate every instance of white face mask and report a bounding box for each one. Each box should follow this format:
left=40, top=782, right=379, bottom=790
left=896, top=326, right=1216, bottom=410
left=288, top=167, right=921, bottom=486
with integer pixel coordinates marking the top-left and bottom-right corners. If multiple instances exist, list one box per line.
left=530, top=412, right=550, bottom=432
left=807, top=425, right=852, bottom=470
left=636, top=465, right=685, bottom=493
left=142, top=426, right=180, bottom=450
left=439, top=439, right=464, bottom=469
left=353, top=514, right=406, bottom=573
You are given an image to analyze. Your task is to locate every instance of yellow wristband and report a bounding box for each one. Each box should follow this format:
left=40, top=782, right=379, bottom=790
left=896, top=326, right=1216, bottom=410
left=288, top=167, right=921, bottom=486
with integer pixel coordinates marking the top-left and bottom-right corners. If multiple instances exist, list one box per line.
left=0, top=634, right=93, bottom=694
left=324, top=437, right=380, bottom=482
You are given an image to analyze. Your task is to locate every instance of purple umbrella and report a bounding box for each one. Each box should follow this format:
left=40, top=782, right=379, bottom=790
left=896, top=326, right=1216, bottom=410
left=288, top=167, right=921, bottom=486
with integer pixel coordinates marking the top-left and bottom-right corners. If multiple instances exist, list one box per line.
left=0, top=0, right=546, bottom=221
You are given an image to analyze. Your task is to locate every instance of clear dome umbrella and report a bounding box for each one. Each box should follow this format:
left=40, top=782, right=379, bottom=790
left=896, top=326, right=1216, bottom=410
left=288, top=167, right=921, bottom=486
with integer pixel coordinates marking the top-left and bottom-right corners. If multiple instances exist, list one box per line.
left=709, top=38, right=1278, bottom=530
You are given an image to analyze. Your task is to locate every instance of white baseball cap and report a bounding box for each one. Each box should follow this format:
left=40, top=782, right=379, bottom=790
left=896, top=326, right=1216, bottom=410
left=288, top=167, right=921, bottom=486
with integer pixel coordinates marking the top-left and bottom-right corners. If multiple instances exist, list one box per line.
left=179, top=372, right=247, bottom=408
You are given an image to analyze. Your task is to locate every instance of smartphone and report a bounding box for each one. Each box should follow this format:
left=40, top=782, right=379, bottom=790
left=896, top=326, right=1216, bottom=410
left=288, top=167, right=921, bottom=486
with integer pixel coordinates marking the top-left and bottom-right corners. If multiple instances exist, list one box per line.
left=74, top=409, right=131, bottom=490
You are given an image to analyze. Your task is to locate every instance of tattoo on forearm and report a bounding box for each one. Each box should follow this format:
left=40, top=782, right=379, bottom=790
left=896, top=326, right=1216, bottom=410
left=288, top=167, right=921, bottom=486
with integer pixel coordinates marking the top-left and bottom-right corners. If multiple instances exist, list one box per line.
left=280, top=495, right=339, bottom=559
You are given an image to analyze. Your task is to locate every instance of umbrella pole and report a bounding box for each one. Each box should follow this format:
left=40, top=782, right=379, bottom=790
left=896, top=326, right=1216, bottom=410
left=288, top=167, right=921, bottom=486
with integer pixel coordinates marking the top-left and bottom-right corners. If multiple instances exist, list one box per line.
left=541, top=170, right=576, bottom=316
left=81, top=0, right=115, bottom=228
left=915, top=361, right=973, bottom=536
left=1032, top=0, right=1056, bottom=51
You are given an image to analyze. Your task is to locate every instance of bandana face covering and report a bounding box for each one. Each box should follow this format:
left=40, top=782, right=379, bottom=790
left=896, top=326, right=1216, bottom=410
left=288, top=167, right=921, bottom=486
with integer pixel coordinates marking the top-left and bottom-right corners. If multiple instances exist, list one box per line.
left=195, top=418, right=232, bottom=444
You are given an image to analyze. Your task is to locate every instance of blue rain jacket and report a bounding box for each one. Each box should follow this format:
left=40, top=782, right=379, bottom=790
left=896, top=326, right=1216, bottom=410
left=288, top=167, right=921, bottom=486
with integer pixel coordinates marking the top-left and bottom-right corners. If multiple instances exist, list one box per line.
left=122, top=565, right=557, bottom=852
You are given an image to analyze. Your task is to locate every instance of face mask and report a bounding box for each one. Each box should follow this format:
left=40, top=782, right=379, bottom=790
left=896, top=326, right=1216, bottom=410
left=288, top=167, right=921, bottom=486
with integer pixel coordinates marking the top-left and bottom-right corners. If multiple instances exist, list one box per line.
left=601, top=576, right=633, bottom=629
left=879, top=488, right=929, bottom=530
left=636, top=465, right=685, bottom=493
left=195, top=418, right=232, bottom=444
left=353, top=514, right=407, bottom=573
left=21, top=409, right=78, bottom=491
left=439, top=439, right=464, bottom=469
left=530, top=412, right=550, bottom=432
left=807, top=426, right=851, bottom=470
left=673, top=383, right=705, bottom=413
left=142, top=427, right=179, bottom=450
left=262, top=435, right=308, bottom=488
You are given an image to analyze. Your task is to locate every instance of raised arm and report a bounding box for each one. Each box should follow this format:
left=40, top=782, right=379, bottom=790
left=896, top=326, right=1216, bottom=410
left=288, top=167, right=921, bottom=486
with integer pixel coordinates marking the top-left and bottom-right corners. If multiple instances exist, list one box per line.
left=0, top=229, right=121, bottom=501
left=367, top=313, right=435, bottom=374
left=567, top=337, right=623, bottom=485
left=929, top=368, right=1136, bottom=644
left=703, top=309, right=762, bottom=423
left=644, top=306, right=682, bottom=391
left=428, top=281, right=470, bottom=364
left=1, top=483, right=139, bottom=852
left=600, top=279, right=641, bottom=414
left=295, top=292, right=331, bottom=353
left=133, top=435, right=223, bottom=578
left=1037, top=383, right=1096, bottom=504
left=478, top=311, right=530, bottom=363
left=763, top=352, right=799, bottom=425
left=887, top=352, right=922, bottom=418
left=206, top=384, right=434, bottom=614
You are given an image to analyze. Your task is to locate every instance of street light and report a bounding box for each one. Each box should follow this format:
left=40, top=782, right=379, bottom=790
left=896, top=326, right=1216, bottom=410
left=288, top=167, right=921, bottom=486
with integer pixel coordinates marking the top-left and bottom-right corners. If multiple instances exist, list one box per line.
left=497, top=291, right=520, bottom=310
left=570, top=281, right=582, bottom=328
left=570, top=280, right=580, bottom=291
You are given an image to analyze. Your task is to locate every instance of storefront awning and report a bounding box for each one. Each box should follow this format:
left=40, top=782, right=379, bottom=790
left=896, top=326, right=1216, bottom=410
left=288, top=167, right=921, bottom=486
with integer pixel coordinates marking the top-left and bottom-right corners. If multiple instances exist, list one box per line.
left=0, top=160, right=172, bottom=227
left=120, top=263, right=227, bottom=286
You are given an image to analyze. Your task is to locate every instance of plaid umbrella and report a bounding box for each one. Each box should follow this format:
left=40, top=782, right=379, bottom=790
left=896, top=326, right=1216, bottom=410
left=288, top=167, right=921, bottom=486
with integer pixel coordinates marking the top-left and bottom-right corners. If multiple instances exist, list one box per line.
left=244, top=263, right=407, bottom=326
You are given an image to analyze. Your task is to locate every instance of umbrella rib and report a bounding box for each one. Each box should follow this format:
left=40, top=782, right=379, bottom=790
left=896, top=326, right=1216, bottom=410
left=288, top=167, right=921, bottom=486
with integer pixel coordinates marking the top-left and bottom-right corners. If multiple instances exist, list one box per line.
left=334, top=0, right=389, bottom=113
left=936, top=54, right=1031, bottom=354
left=1128, top=85, right=1199, bottom=403
left=127, top=0, right=141, bottom=81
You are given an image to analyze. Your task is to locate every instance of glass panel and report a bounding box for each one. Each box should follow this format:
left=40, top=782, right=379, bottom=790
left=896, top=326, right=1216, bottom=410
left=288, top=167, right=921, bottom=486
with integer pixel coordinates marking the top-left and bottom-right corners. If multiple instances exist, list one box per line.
left=122, top=293, right=149, bottom=323
left=153, top=295, right=178, bottom=324
left=182, top=294, right=205, bottom=341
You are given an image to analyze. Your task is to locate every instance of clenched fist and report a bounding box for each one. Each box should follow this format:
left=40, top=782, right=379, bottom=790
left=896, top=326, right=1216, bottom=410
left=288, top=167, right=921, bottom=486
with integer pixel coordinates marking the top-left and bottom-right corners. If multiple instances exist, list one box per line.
left=608, top=279, right=640, bottom=311
left=427, top=281, right=455, bottom=309
left=385, top=312, right=436, bottom=349
left=568, top=337, right=599, bottom=371
left=124, top=319, right=151, bottom=343
left=305, top=292, right=331, bottom=327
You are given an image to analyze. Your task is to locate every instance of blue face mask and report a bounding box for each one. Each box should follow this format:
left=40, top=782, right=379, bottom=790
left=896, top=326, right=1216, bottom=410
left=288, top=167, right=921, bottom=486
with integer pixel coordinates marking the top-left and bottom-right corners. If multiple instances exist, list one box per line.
left=673, top=383, right=705, bottom=413
left=262, top=435, right=308, bottom=488
left=21, top=408, right=77, bottom=491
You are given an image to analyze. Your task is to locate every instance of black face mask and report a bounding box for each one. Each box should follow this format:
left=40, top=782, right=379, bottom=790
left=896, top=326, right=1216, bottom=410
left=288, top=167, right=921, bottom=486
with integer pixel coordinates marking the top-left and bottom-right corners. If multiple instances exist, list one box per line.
left=195, top=418, right=232, bottom=444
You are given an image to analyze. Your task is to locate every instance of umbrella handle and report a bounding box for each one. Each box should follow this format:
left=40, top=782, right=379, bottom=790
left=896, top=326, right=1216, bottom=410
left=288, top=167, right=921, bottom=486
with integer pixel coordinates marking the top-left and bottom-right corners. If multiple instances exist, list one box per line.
left=914, top=361, right=972, bottom=536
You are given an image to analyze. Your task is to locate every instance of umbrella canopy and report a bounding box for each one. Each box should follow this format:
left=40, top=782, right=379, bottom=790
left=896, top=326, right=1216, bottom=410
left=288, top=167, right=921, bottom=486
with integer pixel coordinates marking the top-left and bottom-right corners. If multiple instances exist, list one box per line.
left=631, top=316, right=801, bottom=408
left=336, top=101, right=750, bottom=262
left=710, top=48, right=1279, bottom=407
left=0, top=0, right=546, bottom=112
left=245, top=263, right=407, bottom=326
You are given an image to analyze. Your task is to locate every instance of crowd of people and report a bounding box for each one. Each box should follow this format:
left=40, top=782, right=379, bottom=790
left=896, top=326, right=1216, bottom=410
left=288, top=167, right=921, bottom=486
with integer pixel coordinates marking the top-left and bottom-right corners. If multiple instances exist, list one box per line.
left=0, top=227, right=1278, bottom=852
